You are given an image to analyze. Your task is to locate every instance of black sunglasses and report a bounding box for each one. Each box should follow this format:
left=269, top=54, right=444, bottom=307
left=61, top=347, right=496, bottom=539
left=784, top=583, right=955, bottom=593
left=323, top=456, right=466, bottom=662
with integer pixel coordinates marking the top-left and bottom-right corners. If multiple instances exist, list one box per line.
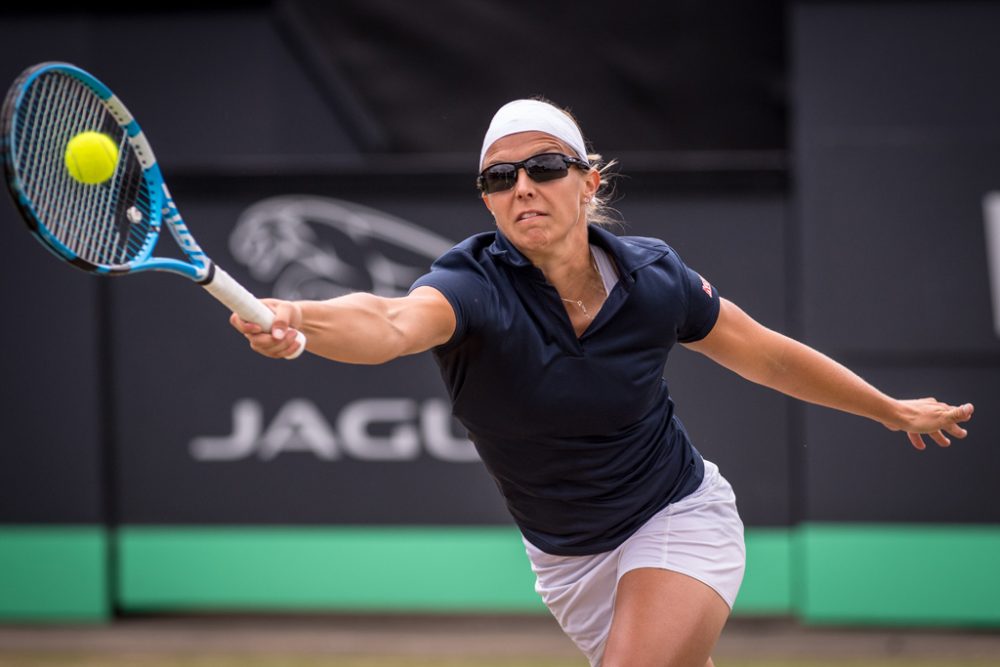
left=476, top=153, right=591, bottom=194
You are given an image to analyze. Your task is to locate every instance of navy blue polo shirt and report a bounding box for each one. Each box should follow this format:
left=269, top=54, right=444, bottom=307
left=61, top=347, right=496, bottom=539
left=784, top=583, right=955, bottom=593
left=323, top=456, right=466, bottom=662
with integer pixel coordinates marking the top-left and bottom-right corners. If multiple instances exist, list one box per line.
left=410, top=224, right=720, bottom=556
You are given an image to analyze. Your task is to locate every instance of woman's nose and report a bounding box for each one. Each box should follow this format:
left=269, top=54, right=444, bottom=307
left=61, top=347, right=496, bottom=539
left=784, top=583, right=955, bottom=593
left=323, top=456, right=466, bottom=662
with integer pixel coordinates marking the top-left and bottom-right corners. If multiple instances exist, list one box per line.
left=512, top=167, right=535, bottom=196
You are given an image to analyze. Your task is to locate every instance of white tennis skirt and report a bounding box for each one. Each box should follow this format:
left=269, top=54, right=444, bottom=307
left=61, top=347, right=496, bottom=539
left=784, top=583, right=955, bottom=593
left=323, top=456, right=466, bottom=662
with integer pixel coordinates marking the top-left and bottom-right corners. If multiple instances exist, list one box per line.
left=522, top=459, right=745, bottom=667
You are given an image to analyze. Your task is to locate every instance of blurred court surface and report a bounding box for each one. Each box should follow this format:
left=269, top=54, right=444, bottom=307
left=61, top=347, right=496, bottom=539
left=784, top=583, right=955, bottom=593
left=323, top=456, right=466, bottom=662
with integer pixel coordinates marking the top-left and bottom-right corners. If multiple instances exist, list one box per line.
left=2, top=615, right=1000, bottom=666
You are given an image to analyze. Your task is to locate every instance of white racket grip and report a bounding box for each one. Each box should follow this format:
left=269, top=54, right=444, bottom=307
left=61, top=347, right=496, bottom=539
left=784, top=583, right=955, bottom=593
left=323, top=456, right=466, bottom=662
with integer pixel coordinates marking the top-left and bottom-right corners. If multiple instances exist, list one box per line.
left=202, top=265, right=306, bottom=360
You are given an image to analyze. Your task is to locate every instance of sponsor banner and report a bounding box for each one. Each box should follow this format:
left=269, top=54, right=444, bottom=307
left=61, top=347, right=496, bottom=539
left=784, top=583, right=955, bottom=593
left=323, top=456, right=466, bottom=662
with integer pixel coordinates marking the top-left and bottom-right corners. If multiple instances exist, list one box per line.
left=190, top=397, right=477, bottom=463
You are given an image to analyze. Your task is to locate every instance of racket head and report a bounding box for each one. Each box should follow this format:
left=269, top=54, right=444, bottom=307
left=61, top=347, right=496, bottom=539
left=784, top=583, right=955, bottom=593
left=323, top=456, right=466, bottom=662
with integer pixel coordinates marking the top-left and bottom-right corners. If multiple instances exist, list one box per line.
left=1, top=62, right=165, bottom=274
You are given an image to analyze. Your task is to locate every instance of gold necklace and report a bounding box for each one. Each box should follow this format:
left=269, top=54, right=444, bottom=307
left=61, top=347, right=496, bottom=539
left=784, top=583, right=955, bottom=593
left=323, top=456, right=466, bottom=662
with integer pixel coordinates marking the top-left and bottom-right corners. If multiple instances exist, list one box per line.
left=562, top=296, right=593, bottom=319
left=562, top=253, right=605, bottom=320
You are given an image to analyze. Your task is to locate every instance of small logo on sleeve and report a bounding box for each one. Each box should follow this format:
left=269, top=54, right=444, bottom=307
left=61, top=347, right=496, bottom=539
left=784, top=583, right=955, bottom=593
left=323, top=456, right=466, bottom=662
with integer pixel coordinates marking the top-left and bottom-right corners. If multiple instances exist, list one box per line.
left=699, top=274, right=713, bottom=297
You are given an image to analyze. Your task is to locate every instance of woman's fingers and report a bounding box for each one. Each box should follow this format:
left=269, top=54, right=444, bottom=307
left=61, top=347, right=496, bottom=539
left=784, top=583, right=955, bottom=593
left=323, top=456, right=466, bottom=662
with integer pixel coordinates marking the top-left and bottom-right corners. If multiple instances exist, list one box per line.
left=928, top=430, right=951, bottom=448
left=944, top=420, right=969, bottom=439
left=228, top=300, right=305, bottom=359
left=907, top=432, right=926, bottom=451
left=243, top=327, right=301, bottom=358
left=952, top=403, right=974, bottom=422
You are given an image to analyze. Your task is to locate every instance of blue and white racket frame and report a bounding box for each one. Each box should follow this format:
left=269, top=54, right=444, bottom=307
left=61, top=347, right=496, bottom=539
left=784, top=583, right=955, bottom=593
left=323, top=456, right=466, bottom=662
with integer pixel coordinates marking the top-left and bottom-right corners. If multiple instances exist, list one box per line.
left=1, top=62, right=305, bottom=358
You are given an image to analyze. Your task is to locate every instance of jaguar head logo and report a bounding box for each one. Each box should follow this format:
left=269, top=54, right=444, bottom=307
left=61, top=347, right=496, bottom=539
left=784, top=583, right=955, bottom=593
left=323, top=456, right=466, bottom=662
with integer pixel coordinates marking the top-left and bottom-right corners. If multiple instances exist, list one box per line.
left=230, top=196, right=455, bottom=300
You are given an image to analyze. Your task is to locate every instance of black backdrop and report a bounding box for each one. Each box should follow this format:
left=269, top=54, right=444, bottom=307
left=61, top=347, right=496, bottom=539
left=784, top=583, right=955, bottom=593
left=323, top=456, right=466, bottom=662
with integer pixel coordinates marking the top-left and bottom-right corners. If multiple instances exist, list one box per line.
left=1, top=1, right=997, bottom=538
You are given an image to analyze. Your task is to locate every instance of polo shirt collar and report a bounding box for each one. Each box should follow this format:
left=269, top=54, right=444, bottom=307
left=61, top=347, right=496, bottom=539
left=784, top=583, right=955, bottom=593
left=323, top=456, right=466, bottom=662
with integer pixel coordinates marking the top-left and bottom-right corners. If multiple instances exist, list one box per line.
left=486, top=228, right=534, bottom=268
left=588, top=225, right=666, bottom=277
left=487, top=225, right=667, bottom=280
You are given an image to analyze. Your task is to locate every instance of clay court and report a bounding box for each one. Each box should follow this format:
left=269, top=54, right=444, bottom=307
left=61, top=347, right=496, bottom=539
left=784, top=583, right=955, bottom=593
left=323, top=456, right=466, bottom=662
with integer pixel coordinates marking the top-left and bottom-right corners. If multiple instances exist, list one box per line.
left=2, top=615, right=1000, bottom=666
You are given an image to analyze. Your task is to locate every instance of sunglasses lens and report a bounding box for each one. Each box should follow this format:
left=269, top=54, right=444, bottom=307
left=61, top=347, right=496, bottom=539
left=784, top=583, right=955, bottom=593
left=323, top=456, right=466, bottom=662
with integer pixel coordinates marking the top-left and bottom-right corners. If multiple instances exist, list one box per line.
left=524, top=155, right=570, bottom=182
left=482, top=164, right=517, bottom=193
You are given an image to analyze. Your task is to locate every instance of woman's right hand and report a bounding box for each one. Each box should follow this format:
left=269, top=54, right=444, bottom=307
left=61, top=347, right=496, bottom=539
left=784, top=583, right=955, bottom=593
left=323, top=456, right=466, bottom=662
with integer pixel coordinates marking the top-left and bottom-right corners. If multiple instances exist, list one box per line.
left=229, top=298, right=305, bottom=359
left=883, top=398, right=974, bottom=451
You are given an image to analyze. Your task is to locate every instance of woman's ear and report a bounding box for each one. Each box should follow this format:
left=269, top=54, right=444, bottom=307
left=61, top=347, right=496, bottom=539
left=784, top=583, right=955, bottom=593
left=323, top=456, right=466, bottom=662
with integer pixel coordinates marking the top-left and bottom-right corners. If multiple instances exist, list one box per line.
left=584, top=168, right=600, bottom=200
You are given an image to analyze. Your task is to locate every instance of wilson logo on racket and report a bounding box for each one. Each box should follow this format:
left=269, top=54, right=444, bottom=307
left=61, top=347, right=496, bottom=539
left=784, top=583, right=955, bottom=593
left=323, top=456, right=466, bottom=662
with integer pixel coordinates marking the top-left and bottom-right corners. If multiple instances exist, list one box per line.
left=161, top=184, right=207, bottom=261
left=229, top=195, right=456, bottom=300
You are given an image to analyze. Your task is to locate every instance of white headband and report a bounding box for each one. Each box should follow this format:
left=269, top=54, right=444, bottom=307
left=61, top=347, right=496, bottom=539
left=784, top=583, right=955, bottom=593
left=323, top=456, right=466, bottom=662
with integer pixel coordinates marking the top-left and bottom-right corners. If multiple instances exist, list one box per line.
left=479, top=99, right=589, bottom=170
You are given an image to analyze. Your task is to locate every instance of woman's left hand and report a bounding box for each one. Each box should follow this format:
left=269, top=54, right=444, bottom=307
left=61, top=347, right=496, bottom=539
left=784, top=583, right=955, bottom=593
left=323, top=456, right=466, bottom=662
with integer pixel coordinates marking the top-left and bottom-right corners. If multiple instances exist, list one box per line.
left=883, top=398, right=975, bottom=450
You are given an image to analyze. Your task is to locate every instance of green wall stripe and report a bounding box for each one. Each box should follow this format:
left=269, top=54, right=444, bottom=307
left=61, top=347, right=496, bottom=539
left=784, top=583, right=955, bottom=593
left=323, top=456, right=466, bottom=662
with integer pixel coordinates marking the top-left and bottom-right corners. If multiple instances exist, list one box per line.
left=14, top=524, right=999, bottom=625
left=734, top=528, right=793, bottom=614
left=800, top=523, right=1000, bottom=626
left=119, top=526, right=546, bottom=612
left=118, top=526, right=793, bottom=614
left=0, top=525, right=109, bottom=621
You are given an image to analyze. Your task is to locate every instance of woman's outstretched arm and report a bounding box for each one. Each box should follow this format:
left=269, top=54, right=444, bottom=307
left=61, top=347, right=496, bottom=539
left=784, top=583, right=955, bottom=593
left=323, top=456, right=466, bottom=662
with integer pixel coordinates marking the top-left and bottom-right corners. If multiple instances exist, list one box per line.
left=229, top=286, right=456, bottom=365
left=683, top=298, right=974, bottom=450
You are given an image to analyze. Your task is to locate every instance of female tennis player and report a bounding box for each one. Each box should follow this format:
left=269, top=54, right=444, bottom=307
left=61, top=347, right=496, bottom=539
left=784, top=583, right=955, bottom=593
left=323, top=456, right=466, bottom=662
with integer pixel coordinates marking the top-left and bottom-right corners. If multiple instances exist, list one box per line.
left=231, top=98, right=975, bottom=667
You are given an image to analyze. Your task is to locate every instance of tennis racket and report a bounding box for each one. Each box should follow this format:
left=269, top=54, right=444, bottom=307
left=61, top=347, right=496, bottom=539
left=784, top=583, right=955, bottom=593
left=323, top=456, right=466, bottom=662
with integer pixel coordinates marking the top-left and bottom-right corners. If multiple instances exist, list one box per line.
left=1, top=61, right=306, bottom=358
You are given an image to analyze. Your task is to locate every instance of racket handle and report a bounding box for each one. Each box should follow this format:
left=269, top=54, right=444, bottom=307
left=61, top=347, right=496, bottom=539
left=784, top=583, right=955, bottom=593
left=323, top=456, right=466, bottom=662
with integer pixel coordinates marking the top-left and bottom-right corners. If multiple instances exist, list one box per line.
left=202, top=265, right=307, bottom=360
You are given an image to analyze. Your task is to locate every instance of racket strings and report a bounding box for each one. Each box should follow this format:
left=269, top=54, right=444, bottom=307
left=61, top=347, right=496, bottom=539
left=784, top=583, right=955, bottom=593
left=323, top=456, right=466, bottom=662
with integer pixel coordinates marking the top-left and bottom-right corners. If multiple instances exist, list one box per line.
left=21, top=74, right=97, bottom=249
left=53, top=78, right=105, bottom=253
left=11, top=71, right=155, bottom=268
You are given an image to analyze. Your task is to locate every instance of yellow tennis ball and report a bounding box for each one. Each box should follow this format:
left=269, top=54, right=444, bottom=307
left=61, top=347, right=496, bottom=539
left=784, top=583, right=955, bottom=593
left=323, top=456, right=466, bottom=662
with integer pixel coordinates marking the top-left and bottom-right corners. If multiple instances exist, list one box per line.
left=64, top=131, right=119, bottom=184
